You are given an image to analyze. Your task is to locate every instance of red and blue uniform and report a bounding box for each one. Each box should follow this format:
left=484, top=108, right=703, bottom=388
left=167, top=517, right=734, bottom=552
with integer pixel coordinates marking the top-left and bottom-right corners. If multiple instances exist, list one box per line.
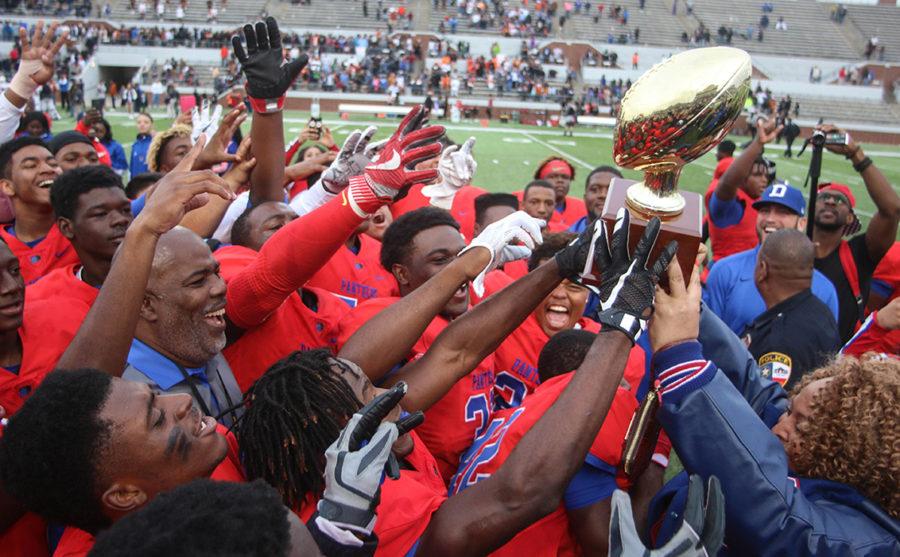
left=215, top=245, right=351, bottom=392
left=492, top=312, right=647, bottom=407
left=449, top=373, right=638, bottom=556
left=336, top=297, right=496, bottom=483
left=298, top=430, right=447, bottom=557
left=305, top=233, right=398, bottom=308
left=0, top=224, right=80, bottom=285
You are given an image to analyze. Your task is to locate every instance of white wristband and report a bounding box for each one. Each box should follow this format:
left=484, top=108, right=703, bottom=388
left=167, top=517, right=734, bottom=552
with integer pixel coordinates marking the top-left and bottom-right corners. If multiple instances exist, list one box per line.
left=9, top=59, right=44, bottom=99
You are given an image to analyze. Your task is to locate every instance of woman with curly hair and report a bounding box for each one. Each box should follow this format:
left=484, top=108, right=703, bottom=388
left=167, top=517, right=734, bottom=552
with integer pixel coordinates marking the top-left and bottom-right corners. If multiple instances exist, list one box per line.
left=644, top=266, right=899, bottom=555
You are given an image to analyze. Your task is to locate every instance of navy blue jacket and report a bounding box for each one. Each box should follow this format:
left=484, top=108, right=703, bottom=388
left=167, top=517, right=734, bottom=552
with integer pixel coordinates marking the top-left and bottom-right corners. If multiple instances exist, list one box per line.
left=648, top=305, right=899, bottom=555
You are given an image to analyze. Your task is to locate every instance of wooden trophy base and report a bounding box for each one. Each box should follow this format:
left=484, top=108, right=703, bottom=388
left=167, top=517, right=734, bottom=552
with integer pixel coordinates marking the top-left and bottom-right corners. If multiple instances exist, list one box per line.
left=600, top=177, right=702, bottom=283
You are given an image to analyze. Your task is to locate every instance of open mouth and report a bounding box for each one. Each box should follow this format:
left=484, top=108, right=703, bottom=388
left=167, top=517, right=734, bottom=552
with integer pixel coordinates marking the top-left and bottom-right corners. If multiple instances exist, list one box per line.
left=452, top=283, right=468, bottom=300
left=37, top=179, right=54, bottom=189
left=203, top=307, right=226, bottom=330
left=196, top=414, right=216, bottom=437
left=545, top=304, right=570, bottom=329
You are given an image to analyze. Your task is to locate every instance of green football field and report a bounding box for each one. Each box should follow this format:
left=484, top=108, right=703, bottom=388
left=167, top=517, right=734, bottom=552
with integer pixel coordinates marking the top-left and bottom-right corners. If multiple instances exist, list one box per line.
left=83, top=109, right=900, bottom=232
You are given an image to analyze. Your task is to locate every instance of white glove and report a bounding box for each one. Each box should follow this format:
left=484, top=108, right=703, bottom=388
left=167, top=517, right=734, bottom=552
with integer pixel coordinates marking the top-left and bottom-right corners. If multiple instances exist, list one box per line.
left=422, top=137, right=477, bottom=210
left=459, top=210, right=544, bottom=297
left=190, top=101, right=222, bottom=145
left=319, top=126, right=377, bottom=194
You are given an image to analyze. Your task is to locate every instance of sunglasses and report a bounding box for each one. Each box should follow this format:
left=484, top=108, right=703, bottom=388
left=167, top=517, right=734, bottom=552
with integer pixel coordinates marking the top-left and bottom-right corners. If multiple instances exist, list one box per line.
left=818, top=192, right=848, bottom=206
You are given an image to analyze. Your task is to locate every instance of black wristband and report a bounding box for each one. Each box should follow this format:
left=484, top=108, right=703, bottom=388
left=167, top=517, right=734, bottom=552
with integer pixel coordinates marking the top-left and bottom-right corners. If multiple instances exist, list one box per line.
left=596, top=308, right=642, bottom=345
left=853, top=156, right=873, bottom=173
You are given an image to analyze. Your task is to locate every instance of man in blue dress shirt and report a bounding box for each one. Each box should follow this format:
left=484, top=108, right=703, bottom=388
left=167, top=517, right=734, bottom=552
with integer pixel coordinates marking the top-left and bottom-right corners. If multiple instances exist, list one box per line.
left=704, top=183, right=839, bottom=335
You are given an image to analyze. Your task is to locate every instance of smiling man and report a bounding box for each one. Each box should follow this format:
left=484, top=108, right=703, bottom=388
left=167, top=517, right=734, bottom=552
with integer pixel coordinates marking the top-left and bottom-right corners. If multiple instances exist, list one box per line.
left=335, top=207, right=496, bottom=481
left=569, top=165, right=623, bottom=234
left=490, top=233, right=646, bottom=408
left=704, top=183, right=839, bottom=336
left=0, top=136, right=79, bottom=284
left=124, top=226, right=243, bottom=428
left=25, top=165, right=132, bottom=330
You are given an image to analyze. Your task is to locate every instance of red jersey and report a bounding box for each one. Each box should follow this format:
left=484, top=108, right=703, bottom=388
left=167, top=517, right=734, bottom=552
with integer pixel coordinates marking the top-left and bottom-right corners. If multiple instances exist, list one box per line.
left=52, top=426, right=246, bottom=557
left=0, top=300, right=81, bottom=416
left=25, top=263, right=98, bottom=330
left=390, top=183, right=488, bottom=241
left=492, top=312, right=646, bottom=407
left=449, top=374, right=638, bottom=556
left=513, top=191, right=586, bottom=232
left=1, top=513, right=50, bottom=557
left=336, top=297, right=496, bottom=483
left=872, top=242, right=900, bottom=302
left=305, top=234, right=398, bottom=308
left=0, top=224, right=80, bottom=285
left=215, top=245, right=351, bottom=391
left=708, top=189, right=758, bottom=262
left=297, top=431, right=447, bottom=557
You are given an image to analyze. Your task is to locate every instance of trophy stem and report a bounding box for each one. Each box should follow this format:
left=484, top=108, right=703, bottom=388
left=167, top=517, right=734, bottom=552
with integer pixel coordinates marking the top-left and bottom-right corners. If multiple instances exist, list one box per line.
left=625, top=166, right=686, bottom=220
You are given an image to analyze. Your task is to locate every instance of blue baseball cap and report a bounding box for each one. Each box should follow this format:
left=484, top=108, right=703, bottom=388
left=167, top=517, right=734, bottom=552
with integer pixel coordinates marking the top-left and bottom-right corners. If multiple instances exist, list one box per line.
left=752, top=182, right=805, bottom=216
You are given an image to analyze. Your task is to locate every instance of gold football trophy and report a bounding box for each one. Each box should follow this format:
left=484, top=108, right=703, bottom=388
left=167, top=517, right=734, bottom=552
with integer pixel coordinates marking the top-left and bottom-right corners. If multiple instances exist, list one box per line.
left=601, top=46, right=752, bottom=281
left=607, top=47, right=752, bottom=479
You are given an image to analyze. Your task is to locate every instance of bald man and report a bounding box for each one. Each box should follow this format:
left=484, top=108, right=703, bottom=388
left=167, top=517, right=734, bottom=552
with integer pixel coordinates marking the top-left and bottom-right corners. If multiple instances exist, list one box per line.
left=742, top=229, right=841, bottom=390
left=123, top=226, right=244, bottom=427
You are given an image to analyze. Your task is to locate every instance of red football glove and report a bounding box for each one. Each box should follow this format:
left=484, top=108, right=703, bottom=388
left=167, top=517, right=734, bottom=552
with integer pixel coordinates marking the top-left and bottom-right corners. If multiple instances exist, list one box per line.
left=345, top=105, right=444, bottom=216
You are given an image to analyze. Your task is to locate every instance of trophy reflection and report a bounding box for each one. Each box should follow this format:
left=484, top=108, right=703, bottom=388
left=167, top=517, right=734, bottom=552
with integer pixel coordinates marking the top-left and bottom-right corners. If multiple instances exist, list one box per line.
left=602, top=47, right=752, bottom=279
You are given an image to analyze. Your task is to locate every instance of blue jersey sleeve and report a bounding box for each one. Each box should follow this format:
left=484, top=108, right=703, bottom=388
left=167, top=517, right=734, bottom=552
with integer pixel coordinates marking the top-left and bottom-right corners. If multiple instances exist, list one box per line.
left=130, top=193, right=146, bottom=218
left=708, top=193, right=745, bottom=227
left=870, top=278, right=893, bottom=300
left=563, top=461, right=618, bottom=510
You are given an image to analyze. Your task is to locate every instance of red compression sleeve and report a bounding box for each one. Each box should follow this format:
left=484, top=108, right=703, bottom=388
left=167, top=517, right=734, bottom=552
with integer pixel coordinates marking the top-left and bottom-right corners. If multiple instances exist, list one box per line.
left=226, top=193, right=365, bottom=329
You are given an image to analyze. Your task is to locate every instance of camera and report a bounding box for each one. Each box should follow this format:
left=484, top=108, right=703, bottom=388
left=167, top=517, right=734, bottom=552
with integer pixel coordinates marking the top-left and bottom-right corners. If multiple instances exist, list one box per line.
left=811, top=129, right=849, bottom=147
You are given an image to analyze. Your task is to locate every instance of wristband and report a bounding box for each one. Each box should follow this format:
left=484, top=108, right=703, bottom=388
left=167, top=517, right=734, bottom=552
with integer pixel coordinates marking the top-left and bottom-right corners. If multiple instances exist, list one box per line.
left=596, top=308, right=642, bottom=344
left=8, top=59, right=44, bottom=99
left=247, top=94, right=285, bottom=114
left=853, top=156, right=873, bottom=173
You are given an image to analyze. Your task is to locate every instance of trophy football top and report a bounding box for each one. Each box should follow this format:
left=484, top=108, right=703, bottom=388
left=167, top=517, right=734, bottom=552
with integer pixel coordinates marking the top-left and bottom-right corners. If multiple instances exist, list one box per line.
left=614, top=47, right=752, bottom=171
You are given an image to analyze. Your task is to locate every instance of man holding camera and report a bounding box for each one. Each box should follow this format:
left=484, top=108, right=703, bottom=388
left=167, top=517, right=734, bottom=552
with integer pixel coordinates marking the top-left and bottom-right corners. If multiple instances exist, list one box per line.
left=812, top=124, right=900, bottom=343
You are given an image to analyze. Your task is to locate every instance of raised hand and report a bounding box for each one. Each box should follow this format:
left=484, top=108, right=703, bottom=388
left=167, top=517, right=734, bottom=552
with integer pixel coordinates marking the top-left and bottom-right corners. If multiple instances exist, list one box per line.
left=319, top=126, right=378, bottom=193
left=755, top=114, right=782, bottom=145
left=192, top=104, right=246, bottom=171
left=609, top=474, right=725, bottom=557
left=221, top=136, right=256, bottom=191
left=593, top=209, right=677, bottom=344
left=459, top=210, right=544, bottom=296
left=134, top=136, right=235, bottom=236
left=344, top=105, right=445, bottom=216
left=648, top=245, right=702, bottom=352
left=554, top=219, right=603, bottom=284
left=816, top=123, right=859, bottom=159
left=190, top=100, right=223, bottom=145
left=8, top=21, right=68, bottom=100
left=285, top=150, right=336, bottom=183
left=422, top=137, right=477, bottom=209
left=318, top=382, right=423, bottom=535
left=231, top=17, right=307, bottom=113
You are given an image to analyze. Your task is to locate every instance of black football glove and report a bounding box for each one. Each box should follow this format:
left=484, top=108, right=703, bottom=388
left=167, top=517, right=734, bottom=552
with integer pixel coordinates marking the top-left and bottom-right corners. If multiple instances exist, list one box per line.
left=555, top=219, right=605, bottom=282
left=231, top=17, right=307, bottom=113
left=594, top=208, right=677, bottom=343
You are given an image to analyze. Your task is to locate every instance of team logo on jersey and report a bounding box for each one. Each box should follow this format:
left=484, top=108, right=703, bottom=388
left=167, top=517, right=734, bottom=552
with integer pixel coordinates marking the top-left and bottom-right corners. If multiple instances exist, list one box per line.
left=758, top=352, right=792, bottom=387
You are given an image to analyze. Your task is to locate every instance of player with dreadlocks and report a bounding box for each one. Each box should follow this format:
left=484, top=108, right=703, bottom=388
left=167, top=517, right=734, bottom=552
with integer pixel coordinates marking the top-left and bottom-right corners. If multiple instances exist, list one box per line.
left=238, top=209, right=677, bottom=556
left=239, top=350, right=367, bottom=506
